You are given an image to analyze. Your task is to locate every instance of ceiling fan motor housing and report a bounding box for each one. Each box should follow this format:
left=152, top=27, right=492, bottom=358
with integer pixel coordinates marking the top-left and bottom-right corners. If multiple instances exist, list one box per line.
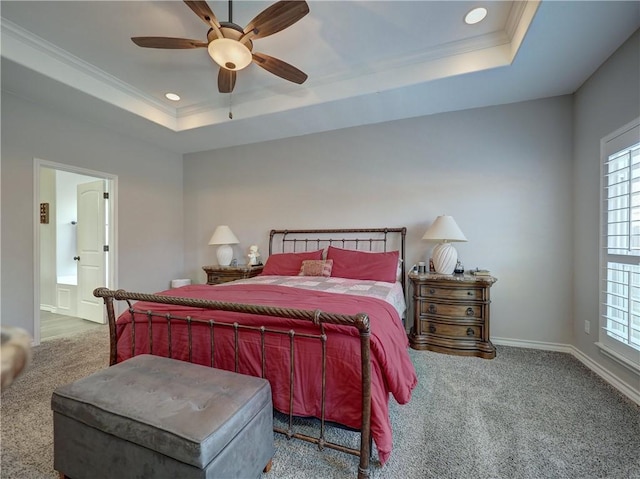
left=207, top=22, right=250, bottom=45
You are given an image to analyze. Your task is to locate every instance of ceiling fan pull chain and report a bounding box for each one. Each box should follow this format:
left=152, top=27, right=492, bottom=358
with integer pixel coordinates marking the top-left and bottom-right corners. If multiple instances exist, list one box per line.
left=228, top=92, right=233, bottom=119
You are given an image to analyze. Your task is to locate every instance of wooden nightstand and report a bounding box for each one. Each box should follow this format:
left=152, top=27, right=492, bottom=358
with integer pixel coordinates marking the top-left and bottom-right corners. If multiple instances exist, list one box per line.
left=408, top=272, right=497, bottom=359
left=202, top=264, right=264, bottom=285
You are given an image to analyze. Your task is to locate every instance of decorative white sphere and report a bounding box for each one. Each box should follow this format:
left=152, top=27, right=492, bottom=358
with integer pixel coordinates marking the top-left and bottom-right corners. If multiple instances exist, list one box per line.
left=432, top=243, right=458, bottom=274
left=216, top=244, right=233, bottom=266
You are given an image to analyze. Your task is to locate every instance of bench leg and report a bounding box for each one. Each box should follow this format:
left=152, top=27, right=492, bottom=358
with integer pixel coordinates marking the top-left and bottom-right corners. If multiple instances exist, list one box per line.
left=263, top=458, right=273, bottom=473
left=59, top=473, right=69, bottom=479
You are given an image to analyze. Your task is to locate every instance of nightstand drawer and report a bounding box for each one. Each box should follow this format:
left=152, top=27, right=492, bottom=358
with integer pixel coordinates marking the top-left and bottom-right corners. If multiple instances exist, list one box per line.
left=419, top=301, right=482, bottom=319
left=203, top=265, right=264, bottom=285
left=207, top=275, right=234, bottom=284
left=417, top=284, right=483, bottom=300
left=421, top=320, right=483, bottom=339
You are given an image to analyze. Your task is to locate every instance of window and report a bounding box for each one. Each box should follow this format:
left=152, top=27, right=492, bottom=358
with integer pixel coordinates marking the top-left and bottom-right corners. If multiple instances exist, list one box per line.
left=599, top=118, right=640, bottom=370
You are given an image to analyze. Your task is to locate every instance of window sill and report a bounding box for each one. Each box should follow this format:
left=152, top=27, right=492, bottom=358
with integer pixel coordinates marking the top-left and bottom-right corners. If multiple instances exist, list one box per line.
left=595, top=342, right=640, bottom=375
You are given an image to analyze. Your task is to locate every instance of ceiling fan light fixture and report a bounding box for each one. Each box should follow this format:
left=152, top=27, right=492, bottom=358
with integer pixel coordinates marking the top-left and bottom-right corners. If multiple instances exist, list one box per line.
left=208, top=38, right=252, bottom=71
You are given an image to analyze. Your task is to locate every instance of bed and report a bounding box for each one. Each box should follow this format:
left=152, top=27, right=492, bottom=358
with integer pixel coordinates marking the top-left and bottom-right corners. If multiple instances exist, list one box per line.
left=94, top=228, right=417, bottom=478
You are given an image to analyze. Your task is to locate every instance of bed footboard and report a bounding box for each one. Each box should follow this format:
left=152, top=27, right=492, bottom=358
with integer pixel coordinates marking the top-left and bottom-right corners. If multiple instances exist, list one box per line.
left=94, top=287, right=374, bottom=479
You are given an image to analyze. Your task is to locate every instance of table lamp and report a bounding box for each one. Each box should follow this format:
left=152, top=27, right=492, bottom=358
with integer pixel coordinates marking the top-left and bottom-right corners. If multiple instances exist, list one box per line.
left=422, top=215, right=467, bottom=274
left=208, top=225, right=239, bottom=266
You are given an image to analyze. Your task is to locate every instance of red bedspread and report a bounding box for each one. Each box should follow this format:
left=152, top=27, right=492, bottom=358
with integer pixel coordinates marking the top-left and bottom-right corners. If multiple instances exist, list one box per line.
left=114, top=283, right=418, bottom=464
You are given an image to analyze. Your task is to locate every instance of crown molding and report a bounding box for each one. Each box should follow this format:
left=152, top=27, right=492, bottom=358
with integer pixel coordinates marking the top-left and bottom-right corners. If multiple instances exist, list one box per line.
left=1, top=18, right=178, bottom=128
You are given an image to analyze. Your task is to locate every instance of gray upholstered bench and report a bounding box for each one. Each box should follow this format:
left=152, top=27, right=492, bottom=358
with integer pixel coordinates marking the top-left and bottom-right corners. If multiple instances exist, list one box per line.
left=51, top=354, right=274, bottom=479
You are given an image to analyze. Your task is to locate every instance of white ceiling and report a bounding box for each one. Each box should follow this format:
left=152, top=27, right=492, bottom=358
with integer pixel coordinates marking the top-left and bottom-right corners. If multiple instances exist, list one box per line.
left=1, top=1, right=639, bottom=154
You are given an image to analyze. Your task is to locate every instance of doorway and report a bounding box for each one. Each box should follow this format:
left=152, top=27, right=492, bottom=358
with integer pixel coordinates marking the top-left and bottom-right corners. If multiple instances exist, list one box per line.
left=34, top=159, right=117, bottom=344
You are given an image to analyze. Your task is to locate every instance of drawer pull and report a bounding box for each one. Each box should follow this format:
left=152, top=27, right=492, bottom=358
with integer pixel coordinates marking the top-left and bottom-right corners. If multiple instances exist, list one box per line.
left=429, top=288, right=436, bottom=294
left=429, top=325, right=436, bottom=334
left=428, top=304, right=437, bottom=314
left=467, top=291, right=473, bottom=296
left=466, top=307, right=474, bottom=316
left=466, top=327, right=475, bottom=336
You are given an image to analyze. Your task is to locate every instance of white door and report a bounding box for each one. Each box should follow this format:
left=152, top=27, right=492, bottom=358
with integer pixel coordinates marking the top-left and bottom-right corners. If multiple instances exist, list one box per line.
left=76, top=180, right=106, bottom=323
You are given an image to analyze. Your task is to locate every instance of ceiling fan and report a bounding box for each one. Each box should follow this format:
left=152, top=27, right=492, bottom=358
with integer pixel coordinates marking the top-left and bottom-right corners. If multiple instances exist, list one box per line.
left=132, top=0, right=309, bottom=94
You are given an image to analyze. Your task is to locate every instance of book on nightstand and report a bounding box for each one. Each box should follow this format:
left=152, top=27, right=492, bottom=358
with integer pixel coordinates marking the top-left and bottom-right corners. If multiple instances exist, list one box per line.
left=470, top=269, right=491, bottom=276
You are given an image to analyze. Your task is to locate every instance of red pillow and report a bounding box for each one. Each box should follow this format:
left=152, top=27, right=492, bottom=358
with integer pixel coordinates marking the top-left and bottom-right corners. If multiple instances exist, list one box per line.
left=261, top=250, right=324, bottom=276
left=326, top=246, right=400, bottom=283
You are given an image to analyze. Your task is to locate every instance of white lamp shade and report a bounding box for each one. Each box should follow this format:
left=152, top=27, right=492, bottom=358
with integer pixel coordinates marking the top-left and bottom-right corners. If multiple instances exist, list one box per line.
left=208, top=225, right=239, bottom=245
left=207, top=38, right=252, bottom=71
left=422, top=215, right=467, bottom=242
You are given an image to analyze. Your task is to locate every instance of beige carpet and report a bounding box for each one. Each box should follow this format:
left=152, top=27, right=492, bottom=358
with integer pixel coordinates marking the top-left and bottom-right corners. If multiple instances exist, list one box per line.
left=2, top=326, right=639, bottom=479
left=1, top=327, right=109, bottom=478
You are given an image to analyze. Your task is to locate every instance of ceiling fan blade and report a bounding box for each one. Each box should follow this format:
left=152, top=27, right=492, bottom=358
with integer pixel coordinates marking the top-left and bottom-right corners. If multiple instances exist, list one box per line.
left=184, top=1, right=221, bottom=29
left=218, top=68, right=237, bottom=93
left=252, top=52, right=307, bottom=84
left=131, top=37, right=208, bottom=49
left=243, top=1, right=309, bottom=40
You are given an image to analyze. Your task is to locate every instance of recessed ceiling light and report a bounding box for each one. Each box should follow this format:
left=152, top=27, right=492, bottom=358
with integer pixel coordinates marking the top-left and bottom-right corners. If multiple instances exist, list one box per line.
left=165, top=93, right=181, bottom=101
left=465, top=7, right=487, bottom=25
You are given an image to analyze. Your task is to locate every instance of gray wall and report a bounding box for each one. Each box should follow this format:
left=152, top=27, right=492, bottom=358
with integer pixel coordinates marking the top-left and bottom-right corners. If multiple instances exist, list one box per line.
left=1, top=92, right=185, bottom=337
left=573, top=29, right=640, bottom=391
left=184, top=96, right=575, bottom=347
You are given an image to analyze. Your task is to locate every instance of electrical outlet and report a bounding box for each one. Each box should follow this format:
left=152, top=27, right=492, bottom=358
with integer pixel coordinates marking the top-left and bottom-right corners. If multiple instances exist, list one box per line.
left=584, top=320, right=590, bottom=334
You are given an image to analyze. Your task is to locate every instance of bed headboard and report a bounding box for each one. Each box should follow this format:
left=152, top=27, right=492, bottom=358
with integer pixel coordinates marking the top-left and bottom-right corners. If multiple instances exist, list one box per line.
left=269, top=227, right=407, bottom=293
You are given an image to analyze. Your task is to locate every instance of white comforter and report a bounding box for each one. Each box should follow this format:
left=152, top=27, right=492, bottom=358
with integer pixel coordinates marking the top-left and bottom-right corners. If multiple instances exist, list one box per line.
left=220, top=275, right=406, bottom=318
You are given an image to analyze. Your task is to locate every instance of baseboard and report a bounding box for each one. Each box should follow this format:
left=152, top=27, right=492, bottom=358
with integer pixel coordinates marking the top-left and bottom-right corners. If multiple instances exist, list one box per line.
left=569, top=346, right=640, bottom=406
left=493, top=337, right=640, bottom=406
left=493, top=337, right=572, bottom=353
left=40, top=304, right=56, bottom=313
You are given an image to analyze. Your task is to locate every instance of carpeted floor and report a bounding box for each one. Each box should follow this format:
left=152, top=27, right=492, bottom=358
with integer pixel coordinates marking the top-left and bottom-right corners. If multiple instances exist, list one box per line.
left=1, top=327, right=639, bottom=478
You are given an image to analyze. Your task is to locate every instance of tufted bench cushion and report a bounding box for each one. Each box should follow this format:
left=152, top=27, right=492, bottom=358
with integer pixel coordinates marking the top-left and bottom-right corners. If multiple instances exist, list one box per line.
left=51, top=354, right=274, bottom=479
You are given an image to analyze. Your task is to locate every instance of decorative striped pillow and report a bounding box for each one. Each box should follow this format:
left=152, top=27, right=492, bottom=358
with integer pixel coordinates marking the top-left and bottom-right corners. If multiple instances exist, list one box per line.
left=299, top=259, right=333, bottom=277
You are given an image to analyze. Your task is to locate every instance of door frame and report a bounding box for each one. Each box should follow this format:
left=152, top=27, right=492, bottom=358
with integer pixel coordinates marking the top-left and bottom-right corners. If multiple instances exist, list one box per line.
left=33, top=158, right=118, bottom=345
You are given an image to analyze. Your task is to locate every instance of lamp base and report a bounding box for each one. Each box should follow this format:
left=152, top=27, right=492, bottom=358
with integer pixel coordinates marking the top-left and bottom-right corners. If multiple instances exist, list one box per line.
left=216, top=244, right=233, bottom=266
left=431, top=243, right=458, bottom=275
